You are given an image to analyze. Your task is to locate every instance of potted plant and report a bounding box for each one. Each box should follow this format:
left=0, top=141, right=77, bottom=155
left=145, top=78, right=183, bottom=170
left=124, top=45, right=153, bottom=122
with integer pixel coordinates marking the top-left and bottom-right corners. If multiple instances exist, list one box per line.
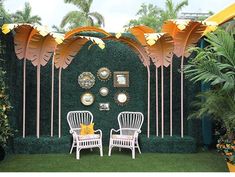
left=0, top=67, right=13, bottom=161
left=217, top=133, right=235, bottom=172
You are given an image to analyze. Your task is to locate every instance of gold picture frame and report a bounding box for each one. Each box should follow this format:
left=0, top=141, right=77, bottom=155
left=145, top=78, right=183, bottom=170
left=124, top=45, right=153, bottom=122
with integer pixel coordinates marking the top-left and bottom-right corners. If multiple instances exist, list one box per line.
left=80, top=92, right=95, bottom=106
left=113, top=71, right=129, bottom=87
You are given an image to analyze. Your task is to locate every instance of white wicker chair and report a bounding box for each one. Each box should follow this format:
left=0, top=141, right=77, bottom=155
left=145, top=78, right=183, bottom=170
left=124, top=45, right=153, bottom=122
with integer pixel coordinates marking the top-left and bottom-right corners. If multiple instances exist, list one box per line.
left=108, top=111, right=144, bottom=159
left=67, top=111, right=103, bottom=159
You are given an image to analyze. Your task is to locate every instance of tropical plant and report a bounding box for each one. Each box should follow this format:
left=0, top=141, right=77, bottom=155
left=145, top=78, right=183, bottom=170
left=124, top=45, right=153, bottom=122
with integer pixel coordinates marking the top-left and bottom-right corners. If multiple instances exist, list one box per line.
left=184, top=29, right=235, bottom=133
left=52, top=25, right=66, bottom=33
left=125, top=0, right=188, bottom=31
left=0, top=0, right=12, bottom=24
left=12, top=2, right=41, bottom=25
left=160, top=0, right=188, bottom=25
left=60, top=0, right=105, bottom=30
left=124, top=3, right=162, bottom=30
left=0, top=67, right=13, bottom=147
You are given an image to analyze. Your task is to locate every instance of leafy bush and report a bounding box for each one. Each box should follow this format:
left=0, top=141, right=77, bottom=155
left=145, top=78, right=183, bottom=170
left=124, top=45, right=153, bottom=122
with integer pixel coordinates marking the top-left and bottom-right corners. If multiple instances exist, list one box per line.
left=0, top=67, right=13, bottom=147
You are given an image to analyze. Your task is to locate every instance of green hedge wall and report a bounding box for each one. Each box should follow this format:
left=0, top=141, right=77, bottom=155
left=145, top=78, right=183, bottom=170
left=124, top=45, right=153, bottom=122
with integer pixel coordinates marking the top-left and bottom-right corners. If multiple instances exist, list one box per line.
left=1, top=31, right=202, bottom=148
left=139, top=135, right=196, bottom=153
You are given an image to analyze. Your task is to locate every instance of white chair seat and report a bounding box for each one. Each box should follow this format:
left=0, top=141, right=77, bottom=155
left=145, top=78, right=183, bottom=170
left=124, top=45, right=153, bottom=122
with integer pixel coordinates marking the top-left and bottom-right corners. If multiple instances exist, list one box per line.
left=78, top=134, right=100, bottom=140
left=67, top=111, right=103, bottom=160
left=108, top=111, right=144, bottom=159
left=112, top=135, right=134, bottom=140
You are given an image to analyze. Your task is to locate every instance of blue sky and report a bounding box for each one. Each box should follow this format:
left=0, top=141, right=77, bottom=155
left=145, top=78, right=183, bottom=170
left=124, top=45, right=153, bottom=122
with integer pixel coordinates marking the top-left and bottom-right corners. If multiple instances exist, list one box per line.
left=3, top=0, right=235, bottom=32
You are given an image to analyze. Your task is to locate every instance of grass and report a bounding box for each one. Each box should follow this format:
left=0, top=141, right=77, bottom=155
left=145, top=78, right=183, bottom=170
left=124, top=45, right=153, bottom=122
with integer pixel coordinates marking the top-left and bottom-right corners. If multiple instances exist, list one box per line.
left=0, top=148, right=228, bottom=172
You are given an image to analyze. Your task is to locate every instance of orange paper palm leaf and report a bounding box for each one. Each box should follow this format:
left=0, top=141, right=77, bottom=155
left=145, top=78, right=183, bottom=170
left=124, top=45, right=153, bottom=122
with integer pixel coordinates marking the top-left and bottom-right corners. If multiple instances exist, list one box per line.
left=55, top=36, right=105, bottom=69
left=145, top=33, right=174, bottom=68
left=129, top=25, right=156, bottom=46
left=65, top=26, right=111, bottom=39
left=27, top=33, right=57, bottom=66
left=173, top=21, right=207, bottom=58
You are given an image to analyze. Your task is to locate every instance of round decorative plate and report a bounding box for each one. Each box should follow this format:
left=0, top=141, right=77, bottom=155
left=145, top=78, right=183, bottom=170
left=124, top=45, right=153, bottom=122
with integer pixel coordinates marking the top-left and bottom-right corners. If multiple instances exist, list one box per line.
left=99, top=87, right=109, bottom=97
left=80, top=92, right=95, bottom=106
left=114, top=91, right=130, bottom=106
left=78, top=72, right=95, bottom=89
left=97, top=67, right=111, bottom=81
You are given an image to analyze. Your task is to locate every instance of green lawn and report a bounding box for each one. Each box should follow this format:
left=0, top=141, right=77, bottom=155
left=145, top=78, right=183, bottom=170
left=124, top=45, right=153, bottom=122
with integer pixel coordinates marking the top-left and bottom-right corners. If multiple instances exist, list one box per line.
left=0, top=148, right=228, bottom=172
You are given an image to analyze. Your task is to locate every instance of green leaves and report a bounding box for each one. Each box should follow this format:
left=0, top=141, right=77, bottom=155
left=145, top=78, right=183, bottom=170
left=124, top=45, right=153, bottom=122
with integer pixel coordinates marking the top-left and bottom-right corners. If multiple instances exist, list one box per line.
left=184, top=30, right=235, bottom=91
left=0, top=67, right=13, bottom=147
left=61, top=0, right=105, bottom=30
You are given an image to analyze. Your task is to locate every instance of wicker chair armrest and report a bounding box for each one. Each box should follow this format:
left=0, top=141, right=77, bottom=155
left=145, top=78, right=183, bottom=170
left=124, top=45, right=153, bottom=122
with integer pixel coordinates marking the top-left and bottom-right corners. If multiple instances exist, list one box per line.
left=110, top=128, right=120, bottom=137
left=69, top=128, right=81, bottom=134
left=94, top=129, right=102, bottom=137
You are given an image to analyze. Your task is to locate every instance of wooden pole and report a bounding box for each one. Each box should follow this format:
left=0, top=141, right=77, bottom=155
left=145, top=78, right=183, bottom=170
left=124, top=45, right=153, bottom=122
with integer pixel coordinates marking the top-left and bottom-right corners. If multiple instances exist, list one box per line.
left=50, top=54, right=55, bottom=137
left=156, top=67, right=159, bottom=136
left=23, top=59, right=26, bottom=138
left=170, top=60, right=173, bottom=136
left=147, top=66, right=150, bottom=138
left=161, top=65, right=164, bottom=138
left=181, top=56, right=184, bottom=138
left=58, top=68, right=62, bottom=138
left=36, top=65, right=41, bottom=138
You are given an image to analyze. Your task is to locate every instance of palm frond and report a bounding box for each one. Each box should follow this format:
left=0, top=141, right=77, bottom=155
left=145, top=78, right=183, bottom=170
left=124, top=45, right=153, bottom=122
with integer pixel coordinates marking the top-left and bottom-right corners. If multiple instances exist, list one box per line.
left=89, top=12, right=105, bottom=27
left=60, top=11, right=86, bottom=28
left=205, top=29, right=235, bottom=66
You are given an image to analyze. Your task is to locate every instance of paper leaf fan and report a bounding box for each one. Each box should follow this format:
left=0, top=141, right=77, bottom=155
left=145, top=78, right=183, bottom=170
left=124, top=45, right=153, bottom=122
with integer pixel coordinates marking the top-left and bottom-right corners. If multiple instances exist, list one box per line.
left=129, top=25, right=156, bottom=46
left=174, top=21, right=207, bottom=58
left=27, top=33, right=57, bottom=67
left=145, top=33, right=174, bottom=68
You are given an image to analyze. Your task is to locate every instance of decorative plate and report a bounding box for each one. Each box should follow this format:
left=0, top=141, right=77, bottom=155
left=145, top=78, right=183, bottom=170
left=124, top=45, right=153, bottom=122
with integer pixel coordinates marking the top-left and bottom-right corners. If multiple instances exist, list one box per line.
left=99, top=87, right=109, bottom=97
left=78, top=72, right=95, bottom=89
left=114, top=91, right=130, bottom=106
left=80, top=92, right=95, bottom=106
left=97, top=67, right=111, bottom=81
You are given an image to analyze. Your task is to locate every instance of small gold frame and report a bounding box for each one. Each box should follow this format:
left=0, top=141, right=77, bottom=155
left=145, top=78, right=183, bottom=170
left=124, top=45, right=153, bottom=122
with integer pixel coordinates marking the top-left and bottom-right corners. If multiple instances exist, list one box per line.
left=113, top=71, right=129, bottom=87
left=80, top=92, right=95, bottom=106
left=97, top=67, right=111, bottom=81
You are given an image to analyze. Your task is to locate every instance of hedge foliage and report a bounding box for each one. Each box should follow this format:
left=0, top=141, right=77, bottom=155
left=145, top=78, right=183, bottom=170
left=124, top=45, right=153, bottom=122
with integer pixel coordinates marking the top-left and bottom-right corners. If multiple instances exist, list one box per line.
left=0, top=31, right=202, bottom=151
left=139, top=135, right=196, bottom=153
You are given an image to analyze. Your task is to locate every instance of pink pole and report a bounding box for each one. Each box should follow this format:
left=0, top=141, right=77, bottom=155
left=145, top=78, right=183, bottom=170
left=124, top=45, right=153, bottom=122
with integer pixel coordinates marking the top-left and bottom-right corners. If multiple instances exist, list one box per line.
left=181, top=56, right=184, bottom=138
left=156, top=67, right=159, bottom=136
left=50, top=54, right=55, bottom=137
left=147, top=66, right=150, bottom=138
left=23, top=59, right=26, bottom=138
left=170, top=60, right=173, bottom=136
left=36, top=65, right=41, bottom=138
left=58, top=68, right=62, bottom=138
left=161, top=65, right=164, bottom=138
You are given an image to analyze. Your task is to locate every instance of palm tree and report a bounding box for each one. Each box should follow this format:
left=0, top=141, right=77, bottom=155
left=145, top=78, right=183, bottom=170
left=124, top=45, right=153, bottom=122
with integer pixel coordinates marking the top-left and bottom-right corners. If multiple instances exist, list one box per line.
left=12, top=2, right=41, bottom=24
left=161, top=0, right=188, bottom=22
left=184, top=29, right=235, bottom=133
left=60, top=0, right=105, bottom=30
left=0, top=0, right=12, bottom=23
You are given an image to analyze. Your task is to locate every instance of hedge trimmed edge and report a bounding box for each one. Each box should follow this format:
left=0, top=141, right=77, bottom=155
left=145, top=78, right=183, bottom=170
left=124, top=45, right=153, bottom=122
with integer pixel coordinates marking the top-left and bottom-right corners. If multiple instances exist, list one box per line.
left=139, top=135, right=196, bottom=153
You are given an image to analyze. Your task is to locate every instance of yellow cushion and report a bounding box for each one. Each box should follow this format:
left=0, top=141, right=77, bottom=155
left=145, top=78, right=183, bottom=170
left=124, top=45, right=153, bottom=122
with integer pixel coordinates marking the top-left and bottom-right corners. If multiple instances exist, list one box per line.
left=80, top=123, right=94, bottom=135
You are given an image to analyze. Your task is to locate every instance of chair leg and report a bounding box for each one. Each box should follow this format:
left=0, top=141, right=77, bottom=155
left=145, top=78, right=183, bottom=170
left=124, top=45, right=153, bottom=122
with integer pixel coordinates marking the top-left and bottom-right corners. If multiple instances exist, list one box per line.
left=119, top=148, right=121, bottom=152
left=132, top=147, right=135, bottom=159
left=90, top=148, right=93, bottom=152
left=108, top=146, right=112, bottom=156
left=70, top=141, right=75, bottom=154
left=76, top=147, right=81, bottom=160
left=136, top=140, right=141, bottom=154
left=100, top=146, right=103, bottom=157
